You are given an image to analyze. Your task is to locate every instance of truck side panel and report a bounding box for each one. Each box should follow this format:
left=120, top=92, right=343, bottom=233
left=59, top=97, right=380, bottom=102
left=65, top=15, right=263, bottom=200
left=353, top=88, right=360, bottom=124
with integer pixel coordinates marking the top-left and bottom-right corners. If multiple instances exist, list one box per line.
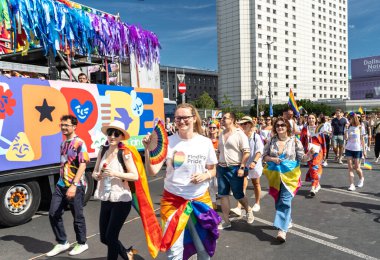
left=0, top=76, right=164, bottom=174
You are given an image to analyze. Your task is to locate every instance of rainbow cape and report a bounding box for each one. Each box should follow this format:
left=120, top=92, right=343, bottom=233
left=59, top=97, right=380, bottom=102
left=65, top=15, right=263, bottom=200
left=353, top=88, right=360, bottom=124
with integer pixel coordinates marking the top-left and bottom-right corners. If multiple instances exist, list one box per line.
left=263, top=159, right=302, bottom=202
left=127, top=145, right=162, bottom=258
left=288, top=88, right=300, bottom=117
left=160, top=190, right=221, bottom=260
left=363, top=161, right=372, bottom=170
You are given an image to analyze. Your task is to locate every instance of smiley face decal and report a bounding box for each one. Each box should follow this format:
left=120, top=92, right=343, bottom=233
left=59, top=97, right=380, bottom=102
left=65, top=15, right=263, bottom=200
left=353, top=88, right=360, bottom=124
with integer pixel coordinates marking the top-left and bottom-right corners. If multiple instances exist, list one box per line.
left=6, top=132, right=35, bottom=161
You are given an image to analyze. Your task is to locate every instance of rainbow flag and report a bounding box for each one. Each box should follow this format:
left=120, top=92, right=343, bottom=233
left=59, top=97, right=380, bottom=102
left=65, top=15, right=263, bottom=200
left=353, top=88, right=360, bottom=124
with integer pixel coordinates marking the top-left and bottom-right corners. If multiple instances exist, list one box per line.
left=363, top=161, right=372, bottom=170
left=160, top=190, right=221, bottom=260
left=288, top=88, right=300, bottom=117
left=358, top=106, right=364, bottom=115
left=263, top=159, right=302, bottom=202
left=128, top=145, right=162, bottom=258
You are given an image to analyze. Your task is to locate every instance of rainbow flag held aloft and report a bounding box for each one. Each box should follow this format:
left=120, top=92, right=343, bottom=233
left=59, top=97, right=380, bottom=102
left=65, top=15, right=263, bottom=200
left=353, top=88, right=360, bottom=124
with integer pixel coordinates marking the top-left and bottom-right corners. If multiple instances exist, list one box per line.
left=363, top=161, right=372, bottom=170
left=263, top=159, right=302, bottom=202
left=358, top=106, right=364, bottom=114
left=288, top=88, right=300, bottom=117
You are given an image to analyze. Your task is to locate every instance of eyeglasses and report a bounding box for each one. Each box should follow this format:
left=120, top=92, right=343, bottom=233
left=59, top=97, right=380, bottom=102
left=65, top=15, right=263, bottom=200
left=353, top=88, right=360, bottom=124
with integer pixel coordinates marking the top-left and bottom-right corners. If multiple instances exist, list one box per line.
left=59, top=124, right=74, bottom=128
left=174, top=115, right=194, bottom=122
left=107, top=129, right=123, bottom=138
left=209, top=126, right=217, bottom=129
left=276, top=123, right=286, bottom=128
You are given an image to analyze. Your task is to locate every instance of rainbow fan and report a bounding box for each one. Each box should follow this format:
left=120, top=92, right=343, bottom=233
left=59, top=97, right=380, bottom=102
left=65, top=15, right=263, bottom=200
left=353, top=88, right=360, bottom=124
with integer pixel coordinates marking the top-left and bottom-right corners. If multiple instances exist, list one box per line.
left=148, top=119, right=169, bottom=165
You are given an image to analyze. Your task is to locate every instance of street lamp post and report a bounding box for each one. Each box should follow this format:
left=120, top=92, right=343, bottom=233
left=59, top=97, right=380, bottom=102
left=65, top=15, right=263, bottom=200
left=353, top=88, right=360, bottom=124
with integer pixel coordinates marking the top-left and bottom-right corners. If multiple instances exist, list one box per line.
left=266, top=42, right=274, bottom=117
left=254, top=80, right=261, bottom=118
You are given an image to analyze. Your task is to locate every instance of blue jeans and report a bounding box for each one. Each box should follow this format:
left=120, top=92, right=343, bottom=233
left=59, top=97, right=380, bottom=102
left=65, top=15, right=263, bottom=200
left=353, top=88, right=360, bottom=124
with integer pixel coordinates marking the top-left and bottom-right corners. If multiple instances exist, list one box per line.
left=273, top=183, right=293, bottom=232
left=49, top=185, right=87, bottom=244
left=217, top=165, right=245, bottom=200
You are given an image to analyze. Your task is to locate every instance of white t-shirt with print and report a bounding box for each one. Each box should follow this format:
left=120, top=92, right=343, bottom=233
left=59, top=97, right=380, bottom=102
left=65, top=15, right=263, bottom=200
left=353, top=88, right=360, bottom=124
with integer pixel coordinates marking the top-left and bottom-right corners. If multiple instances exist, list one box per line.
left=345, top=126, right=365, bottom=151
left=165, top=133, right=218, bottom=200
left=246, top=132, right=264, bottom=178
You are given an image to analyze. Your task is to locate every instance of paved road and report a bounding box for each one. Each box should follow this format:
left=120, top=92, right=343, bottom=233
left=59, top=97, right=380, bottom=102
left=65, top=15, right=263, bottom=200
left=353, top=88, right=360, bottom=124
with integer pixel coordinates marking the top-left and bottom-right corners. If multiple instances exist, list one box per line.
left=1, top=151, right=380, bottom=260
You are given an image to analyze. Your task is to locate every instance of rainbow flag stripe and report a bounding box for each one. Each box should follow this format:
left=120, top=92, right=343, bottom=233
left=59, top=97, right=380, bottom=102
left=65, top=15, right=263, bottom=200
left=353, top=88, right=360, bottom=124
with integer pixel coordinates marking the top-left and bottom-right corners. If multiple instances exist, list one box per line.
left=288, top=88, right=300, bottom=117
left=128, top=145, right=162, bottom=258
left=364, top=162, right=372, bottom=170
left=263, top=159, right=302, bottom=202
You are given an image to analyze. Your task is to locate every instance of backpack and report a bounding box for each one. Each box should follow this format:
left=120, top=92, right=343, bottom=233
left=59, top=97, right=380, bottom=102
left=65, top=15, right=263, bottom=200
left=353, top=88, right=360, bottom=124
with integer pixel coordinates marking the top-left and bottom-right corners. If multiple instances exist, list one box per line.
left=100, top=146, right=136, bottom=193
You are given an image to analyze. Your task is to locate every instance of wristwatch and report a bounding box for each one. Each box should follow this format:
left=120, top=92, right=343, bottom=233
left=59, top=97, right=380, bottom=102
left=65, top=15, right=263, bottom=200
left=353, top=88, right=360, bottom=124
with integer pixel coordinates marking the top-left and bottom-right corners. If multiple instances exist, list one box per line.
left=71, top=181, right=79, bottom=187
left=252, top=160, right=257, bottom=164
left=239, top=166, right=245, bottom=170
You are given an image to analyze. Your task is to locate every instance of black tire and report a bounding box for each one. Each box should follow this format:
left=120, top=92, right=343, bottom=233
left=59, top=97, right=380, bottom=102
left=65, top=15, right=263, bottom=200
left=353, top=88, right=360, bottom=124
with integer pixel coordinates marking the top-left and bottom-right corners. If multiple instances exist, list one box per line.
left=0, top=181, right=41, bottom=227
left=83, top=171, right=94, bottom=205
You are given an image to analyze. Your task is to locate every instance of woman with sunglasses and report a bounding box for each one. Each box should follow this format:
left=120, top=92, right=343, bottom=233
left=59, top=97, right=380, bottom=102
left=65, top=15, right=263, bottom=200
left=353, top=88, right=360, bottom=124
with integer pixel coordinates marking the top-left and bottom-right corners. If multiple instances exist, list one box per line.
left=260, top=117, right=273, bottom=145
left=263, top=117, right=314, bottom=242
left=143, top=103, right=220, bottom=260
left=300, top=113, right=327, bottom=196
left=208, top=119, right=220, bottom=209
left=92, top=120, right=139, bottom=260
left=345, top=113, right=366, bottom=191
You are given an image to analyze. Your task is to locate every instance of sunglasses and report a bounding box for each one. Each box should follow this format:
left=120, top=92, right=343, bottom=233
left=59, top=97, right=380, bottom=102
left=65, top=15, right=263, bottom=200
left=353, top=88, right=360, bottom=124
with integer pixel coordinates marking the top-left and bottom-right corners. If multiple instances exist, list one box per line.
left=266, top=118, right=271, bottom=121
left=209, top=126, right=217, bottom=129
left=107, top=129, right=123, bottom=138
left=241, top=122, right=250, bottom=126
left=276, top=123, right=286, bottom=128
left=174, top=115, right=193, bottom=122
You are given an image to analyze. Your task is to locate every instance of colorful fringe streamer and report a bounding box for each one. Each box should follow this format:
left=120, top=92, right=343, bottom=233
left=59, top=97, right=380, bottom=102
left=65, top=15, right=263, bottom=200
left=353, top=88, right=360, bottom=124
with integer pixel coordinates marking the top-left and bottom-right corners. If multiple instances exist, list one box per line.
left=263, top=159, right=302, bottom=202
left=288, top=88, right=300, bottom=117
left=160, top=190, right=221, bottom=260
left=1, top=0, right=160, bottom=68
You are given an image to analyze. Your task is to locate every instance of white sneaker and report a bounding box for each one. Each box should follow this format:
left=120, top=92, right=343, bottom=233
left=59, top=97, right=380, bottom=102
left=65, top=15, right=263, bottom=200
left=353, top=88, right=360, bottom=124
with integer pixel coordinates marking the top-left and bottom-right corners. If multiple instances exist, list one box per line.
left=245, top=209, right=255, bottom=224
left=69, top=243, right=89, bottom=256
left=46, top=242, right=70, bottom=257
left=230, top=207, right=242, bottom=216
left=218, top=220, right=232, bottom=230
left=310, top=186, right=316, bottom=197
left=374, top=157, right=379, bottom=163
left=252, top=203, right=261, bottom=212
left=338, top=159, right=343, bottom=164
left=288, top=221, right=293, bottom=229
left=315, top=184, right=321, bottom=193
left=322, top=161, right=328, bottom=167
left=348, top=184, right=356, bottom=191
left=357, top=178, right=364, bottom=188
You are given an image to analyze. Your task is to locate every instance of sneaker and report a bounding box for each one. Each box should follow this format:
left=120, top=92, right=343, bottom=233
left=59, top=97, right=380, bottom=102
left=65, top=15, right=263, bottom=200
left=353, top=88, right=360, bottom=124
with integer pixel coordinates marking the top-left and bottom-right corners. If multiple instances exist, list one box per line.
left=357, top=178, right=364, bottom=188
left=288, top=221, right=293, bottom=229
left=245, top=209, right=255, bottom=224
left=218, top=220, right=232, bottom=230
left=276, top=230, right=287, bottom=242
left=348, top=184, right=356, bottom=191
left=69, top=243, right=89, bottom=256
left=338, top=158, right=343, bottom=164
left=230, top=207, right=242, bottom=216
left=46, top=242, right=70, bottom=257
left=315, top=184, right=321, bottom=193
left=374, top=157, right=379, bottom=163
left=310, top=186, right=316, bottom=197
left=322, top=161, right=328, bottom=167
left=252, top=203, right=261, bottom=212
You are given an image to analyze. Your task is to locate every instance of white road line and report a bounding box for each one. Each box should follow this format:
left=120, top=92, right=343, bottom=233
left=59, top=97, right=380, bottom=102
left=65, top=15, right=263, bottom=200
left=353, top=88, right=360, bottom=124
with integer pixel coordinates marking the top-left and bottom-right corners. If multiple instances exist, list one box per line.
left=254, top=217, right=337, bottom=240
left=148, top=176, right=164, bottom=183
left=324, top=188, right=380, bottom=202
left=254, top=217, right=379, bottom=260
left=330, top=187, right=369, bottom=196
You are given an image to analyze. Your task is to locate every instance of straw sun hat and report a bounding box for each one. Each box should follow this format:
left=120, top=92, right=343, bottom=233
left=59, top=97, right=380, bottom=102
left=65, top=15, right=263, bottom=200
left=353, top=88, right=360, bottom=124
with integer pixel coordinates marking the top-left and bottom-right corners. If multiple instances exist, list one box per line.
left=101, top=120, right=130, bottom=140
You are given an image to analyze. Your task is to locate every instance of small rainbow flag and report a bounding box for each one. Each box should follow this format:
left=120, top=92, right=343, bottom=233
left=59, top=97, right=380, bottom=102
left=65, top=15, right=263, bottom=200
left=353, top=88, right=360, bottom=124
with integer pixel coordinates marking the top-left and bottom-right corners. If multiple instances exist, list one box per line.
left=363, top=162, right=372, bottom=170
left=358, top=106, right=364, bottom=115
left=288, top=88, right=300, bottom=117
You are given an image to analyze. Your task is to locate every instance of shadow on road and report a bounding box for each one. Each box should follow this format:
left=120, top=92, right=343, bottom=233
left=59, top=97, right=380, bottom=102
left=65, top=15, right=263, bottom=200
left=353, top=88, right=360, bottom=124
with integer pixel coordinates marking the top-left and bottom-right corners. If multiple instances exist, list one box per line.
left=49, top=255, right=145, bottom=260
left=1, top=235, right=54, bottom=254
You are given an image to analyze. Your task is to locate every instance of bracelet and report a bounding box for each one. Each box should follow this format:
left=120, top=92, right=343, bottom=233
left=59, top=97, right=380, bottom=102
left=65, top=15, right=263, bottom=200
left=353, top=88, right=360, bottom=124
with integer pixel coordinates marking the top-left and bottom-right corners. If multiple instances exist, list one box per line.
left=205, top=170, right=212, bottom=180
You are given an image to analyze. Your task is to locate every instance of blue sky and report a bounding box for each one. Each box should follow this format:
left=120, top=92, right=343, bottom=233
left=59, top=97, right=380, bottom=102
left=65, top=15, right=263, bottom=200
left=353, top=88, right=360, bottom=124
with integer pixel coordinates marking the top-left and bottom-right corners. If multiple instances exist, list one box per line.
left=76, top=0, right=379, bottom=72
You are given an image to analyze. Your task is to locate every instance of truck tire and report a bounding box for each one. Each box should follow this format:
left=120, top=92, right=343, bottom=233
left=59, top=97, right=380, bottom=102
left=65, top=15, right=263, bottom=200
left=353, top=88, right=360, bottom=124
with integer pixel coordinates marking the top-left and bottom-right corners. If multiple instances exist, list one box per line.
left=83, top=171, right=94, bottom=205
left=0, top=181, right=41, bottom=227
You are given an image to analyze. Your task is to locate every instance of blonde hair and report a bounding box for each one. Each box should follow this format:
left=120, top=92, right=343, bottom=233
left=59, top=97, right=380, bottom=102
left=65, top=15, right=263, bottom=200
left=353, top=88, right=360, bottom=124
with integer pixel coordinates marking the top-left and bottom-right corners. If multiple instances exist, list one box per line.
left=175, top=103, right=203, bottom=134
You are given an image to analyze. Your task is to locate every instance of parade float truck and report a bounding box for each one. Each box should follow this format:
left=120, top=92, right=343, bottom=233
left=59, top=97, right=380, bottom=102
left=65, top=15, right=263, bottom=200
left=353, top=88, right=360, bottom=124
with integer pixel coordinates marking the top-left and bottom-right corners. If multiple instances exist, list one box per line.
left=0, top=0, right=162, bottom=227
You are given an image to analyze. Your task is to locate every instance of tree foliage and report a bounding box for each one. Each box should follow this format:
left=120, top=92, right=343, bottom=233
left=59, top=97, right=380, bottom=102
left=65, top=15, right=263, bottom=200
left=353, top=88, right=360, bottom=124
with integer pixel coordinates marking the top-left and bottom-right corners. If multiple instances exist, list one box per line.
left=192, top=91, right=216, bottom=109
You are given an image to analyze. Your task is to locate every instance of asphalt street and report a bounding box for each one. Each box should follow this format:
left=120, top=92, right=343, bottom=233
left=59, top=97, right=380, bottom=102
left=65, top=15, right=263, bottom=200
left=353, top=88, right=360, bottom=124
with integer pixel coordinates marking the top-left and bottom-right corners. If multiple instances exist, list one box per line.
left=1, top=150, right=380, bottom=260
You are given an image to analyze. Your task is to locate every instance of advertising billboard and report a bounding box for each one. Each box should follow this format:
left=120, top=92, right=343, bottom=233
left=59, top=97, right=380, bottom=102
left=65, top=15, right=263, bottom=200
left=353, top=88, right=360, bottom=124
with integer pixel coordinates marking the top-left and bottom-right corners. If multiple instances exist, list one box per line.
left=351, top=56, right=380, bottom=79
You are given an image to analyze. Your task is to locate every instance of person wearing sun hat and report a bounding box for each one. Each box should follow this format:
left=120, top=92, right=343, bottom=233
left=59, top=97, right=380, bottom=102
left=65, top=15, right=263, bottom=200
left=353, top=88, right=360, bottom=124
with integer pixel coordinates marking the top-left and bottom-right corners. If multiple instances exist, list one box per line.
left=92, top=120, right=139, bottom=260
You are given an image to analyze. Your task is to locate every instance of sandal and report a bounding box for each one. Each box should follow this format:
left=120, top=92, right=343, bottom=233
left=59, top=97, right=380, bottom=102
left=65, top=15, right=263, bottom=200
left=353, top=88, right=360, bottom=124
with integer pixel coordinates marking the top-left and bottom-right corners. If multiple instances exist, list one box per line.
left=126, top=246, right=138, bottom=260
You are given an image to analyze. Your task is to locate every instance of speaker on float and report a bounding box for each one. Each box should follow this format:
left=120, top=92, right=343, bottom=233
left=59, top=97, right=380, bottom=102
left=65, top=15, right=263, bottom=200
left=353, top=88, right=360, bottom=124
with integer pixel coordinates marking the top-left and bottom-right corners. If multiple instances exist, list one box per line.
left=90, top=71, right=107, bottom=84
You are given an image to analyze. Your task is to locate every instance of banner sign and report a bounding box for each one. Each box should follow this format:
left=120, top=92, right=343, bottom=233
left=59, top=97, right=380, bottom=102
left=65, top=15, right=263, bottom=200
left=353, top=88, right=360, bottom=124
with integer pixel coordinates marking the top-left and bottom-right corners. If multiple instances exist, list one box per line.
left=0, top=76, right=164, bottom=172
left=352, top=56, right=380, bottom=79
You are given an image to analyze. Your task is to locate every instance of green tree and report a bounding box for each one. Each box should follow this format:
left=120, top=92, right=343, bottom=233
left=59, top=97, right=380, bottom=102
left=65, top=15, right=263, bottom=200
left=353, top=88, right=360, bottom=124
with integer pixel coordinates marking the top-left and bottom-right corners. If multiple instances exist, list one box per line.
left=221, top=94, right=234, bottom=112
left=192, top=91, right=215, bottom=109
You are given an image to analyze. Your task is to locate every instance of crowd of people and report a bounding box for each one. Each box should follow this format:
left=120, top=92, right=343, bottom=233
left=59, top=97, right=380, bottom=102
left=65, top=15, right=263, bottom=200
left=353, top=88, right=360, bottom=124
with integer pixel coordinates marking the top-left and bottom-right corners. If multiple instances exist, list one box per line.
left=45, top=104, right=380, bottom=260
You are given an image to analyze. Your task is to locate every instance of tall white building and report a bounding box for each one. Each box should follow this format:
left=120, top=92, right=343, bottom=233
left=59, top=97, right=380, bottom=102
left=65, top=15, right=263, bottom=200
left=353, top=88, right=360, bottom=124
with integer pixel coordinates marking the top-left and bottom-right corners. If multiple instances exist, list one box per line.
left=217, top=0, right=349, bottom=107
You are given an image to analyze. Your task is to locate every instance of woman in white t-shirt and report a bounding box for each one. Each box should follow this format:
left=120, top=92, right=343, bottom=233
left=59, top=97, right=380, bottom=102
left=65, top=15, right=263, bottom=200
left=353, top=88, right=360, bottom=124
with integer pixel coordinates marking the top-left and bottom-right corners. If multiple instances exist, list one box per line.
left=143, top=103, right=220, bottom=260
left=345, top=113, right=366, bottom=191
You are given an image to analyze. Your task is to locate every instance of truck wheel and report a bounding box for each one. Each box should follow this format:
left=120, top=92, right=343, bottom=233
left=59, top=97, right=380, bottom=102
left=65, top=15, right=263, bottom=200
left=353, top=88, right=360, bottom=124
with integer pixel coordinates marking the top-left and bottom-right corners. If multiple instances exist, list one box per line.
left=83, top=171, right=94, bottom=205
left=0, top=181, right=41, bottom=227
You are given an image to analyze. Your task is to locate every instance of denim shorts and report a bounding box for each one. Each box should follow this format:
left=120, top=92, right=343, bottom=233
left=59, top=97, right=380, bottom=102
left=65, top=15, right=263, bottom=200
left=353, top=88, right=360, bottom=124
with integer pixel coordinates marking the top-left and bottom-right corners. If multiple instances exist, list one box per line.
left=345, top=149, right=362, bottom=159
left=332, top=135, right=344, bottom=146
left=217, top=165, right=245, bottom=200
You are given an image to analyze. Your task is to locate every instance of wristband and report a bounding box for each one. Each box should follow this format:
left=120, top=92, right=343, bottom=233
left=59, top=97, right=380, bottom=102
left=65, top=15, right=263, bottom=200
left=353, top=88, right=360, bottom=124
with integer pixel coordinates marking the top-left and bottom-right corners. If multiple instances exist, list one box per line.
left=252, top=160, right=257, bottom=164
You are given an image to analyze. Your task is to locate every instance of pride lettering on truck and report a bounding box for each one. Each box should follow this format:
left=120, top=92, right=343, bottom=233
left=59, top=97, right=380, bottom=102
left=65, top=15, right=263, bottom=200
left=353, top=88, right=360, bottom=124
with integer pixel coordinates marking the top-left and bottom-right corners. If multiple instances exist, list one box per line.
left=0, top=0, right=162, bottom=226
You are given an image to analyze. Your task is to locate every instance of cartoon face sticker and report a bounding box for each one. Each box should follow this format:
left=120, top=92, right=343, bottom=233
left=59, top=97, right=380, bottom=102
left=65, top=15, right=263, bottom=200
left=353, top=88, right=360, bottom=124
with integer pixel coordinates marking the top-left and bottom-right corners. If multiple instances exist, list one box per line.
left=90, top=130, right=107, bottom=152
left=6, top=132, right=35, bottom=161
left=130, top=90, right=144, bottom=117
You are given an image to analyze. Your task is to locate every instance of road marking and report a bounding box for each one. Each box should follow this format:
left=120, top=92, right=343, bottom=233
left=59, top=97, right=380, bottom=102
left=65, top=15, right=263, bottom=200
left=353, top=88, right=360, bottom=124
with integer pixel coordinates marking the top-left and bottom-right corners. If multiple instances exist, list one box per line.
left=324, top=187, right=380, bottom=202
left=253, top=217, right=379, bottom=260
left=148, top=176, right=164, bottom=183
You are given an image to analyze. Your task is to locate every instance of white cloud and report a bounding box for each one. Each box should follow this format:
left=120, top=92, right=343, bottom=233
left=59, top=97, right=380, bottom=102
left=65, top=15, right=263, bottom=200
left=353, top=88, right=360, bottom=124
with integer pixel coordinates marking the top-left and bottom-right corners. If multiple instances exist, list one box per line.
left=349, top=25, right=355, bottom=29
left=183, top=4, right=214, bottom=10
